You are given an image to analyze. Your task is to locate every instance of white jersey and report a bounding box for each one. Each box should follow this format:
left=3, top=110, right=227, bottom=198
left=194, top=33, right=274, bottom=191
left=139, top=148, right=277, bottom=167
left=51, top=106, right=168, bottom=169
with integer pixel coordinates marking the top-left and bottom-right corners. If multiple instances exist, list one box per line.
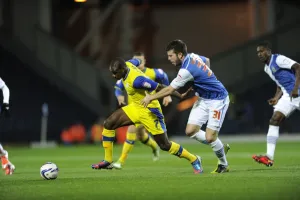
left=264, top=54, right=297, bottom=97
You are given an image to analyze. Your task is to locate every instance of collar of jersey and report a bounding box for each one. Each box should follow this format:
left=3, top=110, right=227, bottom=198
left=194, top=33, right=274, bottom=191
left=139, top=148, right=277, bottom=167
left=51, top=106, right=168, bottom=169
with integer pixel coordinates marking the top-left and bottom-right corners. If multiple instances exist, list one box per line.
left=141, top=67, right=147, bottom=73
left=182, top=53, right=190, bottom=67
left=123, top=68, right=130, bottom=81
left=267, top=54, right=274, bottom=67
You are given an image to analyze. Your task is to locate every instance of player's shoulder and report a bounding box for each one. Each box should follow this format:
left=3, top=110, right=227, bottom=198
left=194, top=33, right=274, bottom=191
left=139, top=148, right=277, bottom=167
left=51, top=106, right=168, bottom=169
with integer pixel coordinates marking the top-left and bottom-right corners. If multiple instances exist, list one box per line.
left=153, top=68, right=165, bottom=75
left=273, top=54, right=290, bottom=65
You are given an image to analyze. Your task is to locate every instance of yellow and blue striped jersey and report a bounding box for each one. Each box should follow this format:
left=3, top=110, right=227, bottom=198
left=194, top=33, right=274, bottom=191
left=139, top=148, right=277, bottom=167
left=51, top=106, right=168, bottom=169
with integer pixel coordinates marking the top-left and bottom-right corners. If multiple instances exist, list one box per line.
left=115, top=59, right=161, bottom=108
left=114, top=62, right=169, bottom=98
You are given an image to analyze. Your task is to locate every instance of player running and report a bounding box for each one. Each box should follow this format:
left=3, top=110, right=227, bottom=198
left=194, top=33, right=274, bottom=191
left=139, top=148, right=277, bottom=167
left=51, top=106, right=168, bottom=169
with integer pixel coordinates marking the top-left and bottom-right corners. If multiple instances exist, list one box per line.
left=0, top=77, right=15, bottom=175
left=141, top=39, right=230, bottom=173
left=113, top=52, right=172, bottom=169
left=91, top=57, right=203, bottom=174
left=252, top=42, right=300, bottom=167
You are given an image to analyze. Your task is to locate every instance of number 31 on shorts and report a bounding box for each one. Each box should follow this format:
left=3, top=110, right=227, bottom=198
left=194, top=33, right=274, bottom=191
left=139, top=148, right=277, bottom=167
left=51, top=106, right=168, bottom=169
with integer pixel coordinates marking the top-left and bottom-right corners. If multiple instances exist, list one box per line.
left=213, top=110, right=221, bottom=120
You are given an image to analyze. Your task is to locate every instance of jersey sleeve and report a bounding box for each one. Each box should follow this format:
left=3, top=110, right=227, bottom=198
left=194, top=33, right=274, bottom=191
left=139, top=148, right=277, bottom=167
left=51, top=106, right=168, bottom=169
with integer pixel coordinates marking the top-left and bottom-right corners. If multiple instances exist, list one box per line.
left=170, top=69, right=194, bottom=89
left=154, top=68, right=170, bottom=86
left=276, top=55, right=297, bottom=69
left=199, top=56, right=207, bottom=64
left=114, top=80, right=125, bottom=97
left=133, top=76, right=159, bottom=91
left=127, top=58, right=141, bottom=67
left=0, top=78, right=5, bottom=88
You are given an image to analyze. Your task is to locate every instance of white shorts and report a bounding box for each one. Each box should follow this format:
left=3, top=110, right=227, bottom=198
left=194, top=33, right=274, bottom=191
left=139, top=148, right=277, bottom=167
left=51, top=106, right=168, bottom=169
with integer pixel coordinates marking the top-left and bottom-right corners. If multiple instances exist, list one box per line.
left=187, top=96, right=230, bottom=131
left=274, top=95, right=300, bottom=117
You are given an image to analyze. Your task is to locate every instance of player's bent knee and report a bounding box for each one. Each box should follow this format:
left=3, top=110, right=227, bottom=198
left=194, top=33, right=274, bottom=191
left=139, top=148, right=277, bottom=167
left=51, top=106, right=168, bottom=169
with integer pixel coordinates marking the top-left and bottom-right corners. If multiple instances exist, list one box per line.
left=185, top=124, right=200, bottom=137
left=103, top=119, right=114, bottom=130
left=158, top=142, right=171, bottom=151
left=127, top=125, right=137, bottom=133
left=270, top=112, right=285, bottom=126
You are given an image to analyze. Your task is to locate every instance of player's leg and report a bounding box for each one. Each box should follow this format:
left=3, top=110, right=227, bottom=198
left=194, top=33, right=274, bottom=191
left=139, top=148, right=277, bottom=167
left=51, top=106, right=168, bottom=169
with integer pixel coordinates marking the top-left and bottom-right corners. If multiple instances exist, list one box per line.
left=152, top=133, right=203, bottom=174
left=115, top=125, right=137, bottom=167
left=136, top=127, right=159, bottom=161
left=186, top=98, right=230, bottom=173
left=144, top=108, right=203, bottom=174
left=206, top=97, right=230, bottom=173
left=252, top=97, right=295, bottom=166
left=0, top=143, right=15, bottom=175
left=91, top=107, right=134, bottom=170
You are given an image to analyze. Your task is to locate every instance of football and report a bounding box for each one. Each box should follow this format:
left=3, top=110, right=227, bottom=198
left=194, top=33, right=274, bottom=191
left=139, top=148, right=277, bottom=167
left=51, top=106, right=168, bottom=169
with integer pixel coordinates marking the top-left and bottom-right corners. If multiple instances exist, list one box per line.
left=40, top=162, right=59, bottom=180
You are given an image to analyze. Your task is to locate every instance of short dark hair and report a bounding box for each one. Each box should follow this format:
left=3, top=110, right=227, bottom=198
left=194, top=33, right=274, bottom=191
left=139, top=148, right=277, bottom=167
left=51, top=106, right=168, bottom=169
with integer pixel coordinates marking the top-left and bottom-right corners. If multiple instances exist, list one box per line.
left=109, top=57, right=126, bottom=71
left=166, top=39, right=188, bottom=56
left=257, top=41, right=272, bottom=50
left=133, top=52, right=145, bottom=56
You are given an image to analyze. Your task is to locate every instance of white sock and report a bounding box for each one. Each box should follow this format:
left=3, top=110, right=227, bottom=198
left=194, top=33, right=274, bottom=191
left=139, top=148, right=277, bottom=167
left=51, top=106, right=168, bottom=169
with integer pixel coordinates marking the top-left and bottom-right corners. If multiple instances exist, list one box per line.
left=210, top=138, right=228, bottom=166
left=266, top=125, right=279, bottom=160
left=0, top=143, right=8, bottom=157
left=190, top=130, right=209, bottom=144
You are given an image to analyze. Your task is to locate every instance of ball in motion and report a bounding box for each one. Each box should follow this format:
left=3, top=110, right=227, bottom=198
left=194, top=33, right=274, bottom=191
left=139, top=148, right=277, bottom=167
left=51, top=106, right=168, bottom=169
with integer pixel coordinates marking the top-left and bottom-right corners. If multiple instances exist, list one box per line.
left=40, top=162, right=59, bottom=180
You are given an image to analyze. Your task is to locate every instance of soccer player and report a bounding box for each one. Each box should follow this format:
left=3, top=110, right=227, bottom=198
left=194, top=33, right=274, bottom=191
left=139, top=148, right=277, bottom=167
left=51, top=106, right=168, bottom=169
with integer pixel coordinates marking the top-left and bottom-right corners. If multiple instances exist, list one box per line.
left=0, top=77, right=15, bottom=175
left=252, top=42, right=300, bottom=167
left=91, top=57, right=203, bottom=174
left=141, top=39, right=230, bottom=173
left=113, top=52, right=172, bottom=169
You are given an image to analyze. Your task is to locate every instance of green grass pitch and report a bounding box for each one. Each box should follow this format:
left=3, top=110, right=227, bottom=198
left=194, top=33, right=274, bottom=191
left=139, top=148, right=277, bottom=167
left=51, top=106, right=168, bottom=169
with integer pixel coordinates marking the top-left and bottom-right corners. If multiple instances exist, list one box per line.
left=1, top=141, right=300, bottom=200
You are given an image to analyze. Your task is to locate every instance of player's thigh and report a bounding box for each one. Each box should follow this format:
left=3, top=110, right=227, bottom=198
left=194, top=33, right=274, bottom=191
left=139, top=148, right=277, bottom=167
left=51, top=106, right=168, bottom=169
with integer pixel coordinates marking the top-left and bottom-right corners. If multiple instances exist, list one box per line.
left=121, top=104, right=141, bottom=124
left=104, top=107, right=134, bottom=130
left=207, top=96, right=230, bottom=133
left=187, top=99, right=209, bottom=129
left=274, top=97, right=297, bottom=118
left=140, top=107, right=166, bottom=136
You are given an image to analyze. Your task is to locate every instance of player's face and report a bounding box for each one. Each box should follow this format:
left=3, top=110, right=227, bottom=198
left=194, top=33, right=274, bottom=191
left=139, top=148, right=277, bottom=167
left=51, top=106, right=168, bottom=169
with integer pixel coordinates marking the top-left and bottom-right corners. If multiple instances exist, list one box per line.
left=257, top=46, right=271, bottom=63
left=167, top=50, right=182, bottom=67
left=110, top=67, right=126, bottom=80
left=133, top=55, right=146, bottom=69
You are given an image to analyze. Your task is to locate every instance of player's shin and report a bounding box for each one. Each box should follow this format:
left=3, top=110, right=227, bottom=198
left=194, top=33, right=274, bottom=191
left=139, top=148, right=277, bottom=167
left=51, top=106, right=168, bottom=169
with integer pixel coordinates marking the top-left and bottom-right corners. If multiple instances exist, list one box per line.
left=102, top=129, right=116, bottom=163
left=190, top=130, right=209, bottom=144
left=266, top=125, right=279, bottom=160
left=119, top=132, right=136, bottom=164
left=141, top=132, right=158, bottom=151
left=210, top=138, right=228, bottom=166
left=169, top=141, right=197, bottom=163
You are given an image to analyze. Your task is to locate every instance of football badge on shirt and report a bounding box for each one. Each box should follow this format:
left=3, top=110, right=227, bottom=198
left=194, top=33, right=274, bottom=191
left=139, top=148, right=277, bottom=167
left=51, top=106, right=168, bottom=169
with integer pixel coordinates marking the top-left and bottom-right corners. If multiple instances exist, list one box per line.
left=143, top=82, right=151, bottom=88
left=271, top=66, right=277, bottom=73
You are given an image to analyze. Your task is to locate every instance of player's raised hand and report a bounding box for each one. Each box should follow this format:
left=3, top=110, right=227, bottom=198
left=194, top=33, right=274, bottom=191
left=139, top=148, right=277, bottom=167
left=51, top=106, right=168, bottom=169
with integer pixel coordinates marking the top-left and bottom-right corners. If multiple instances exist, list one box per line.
left=141, top=91, right=152, bottom=107
left=181, top=87, right=193, bottom=99
left=0, top=103, right=10, bottom=118
left=268, top=97, right=278, bottom=106
left=162, top=96, right=172, bottom=106
left=117, top=95, right=126, bottom=107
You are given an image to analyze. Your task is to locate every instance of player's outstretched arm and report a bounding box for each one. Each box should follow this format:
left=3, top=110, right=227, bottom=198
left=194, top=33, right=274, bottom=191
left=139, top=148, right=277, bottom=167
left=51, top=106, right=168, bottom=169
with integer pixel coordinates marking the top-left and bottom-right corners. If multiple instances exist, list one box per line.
left=153, top=69, right=172, bottom=106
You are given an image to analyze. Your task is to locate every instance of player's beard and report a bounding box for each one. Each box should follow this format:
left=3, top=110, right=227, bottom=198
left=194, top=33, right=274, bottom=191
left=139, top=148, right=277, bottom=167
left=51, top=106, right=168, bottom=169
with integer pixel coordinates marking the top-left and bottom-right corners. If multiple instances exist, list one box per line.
left=175, top=58, right=182, bottom=67
left=175, top=55, right=182, bottom=67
